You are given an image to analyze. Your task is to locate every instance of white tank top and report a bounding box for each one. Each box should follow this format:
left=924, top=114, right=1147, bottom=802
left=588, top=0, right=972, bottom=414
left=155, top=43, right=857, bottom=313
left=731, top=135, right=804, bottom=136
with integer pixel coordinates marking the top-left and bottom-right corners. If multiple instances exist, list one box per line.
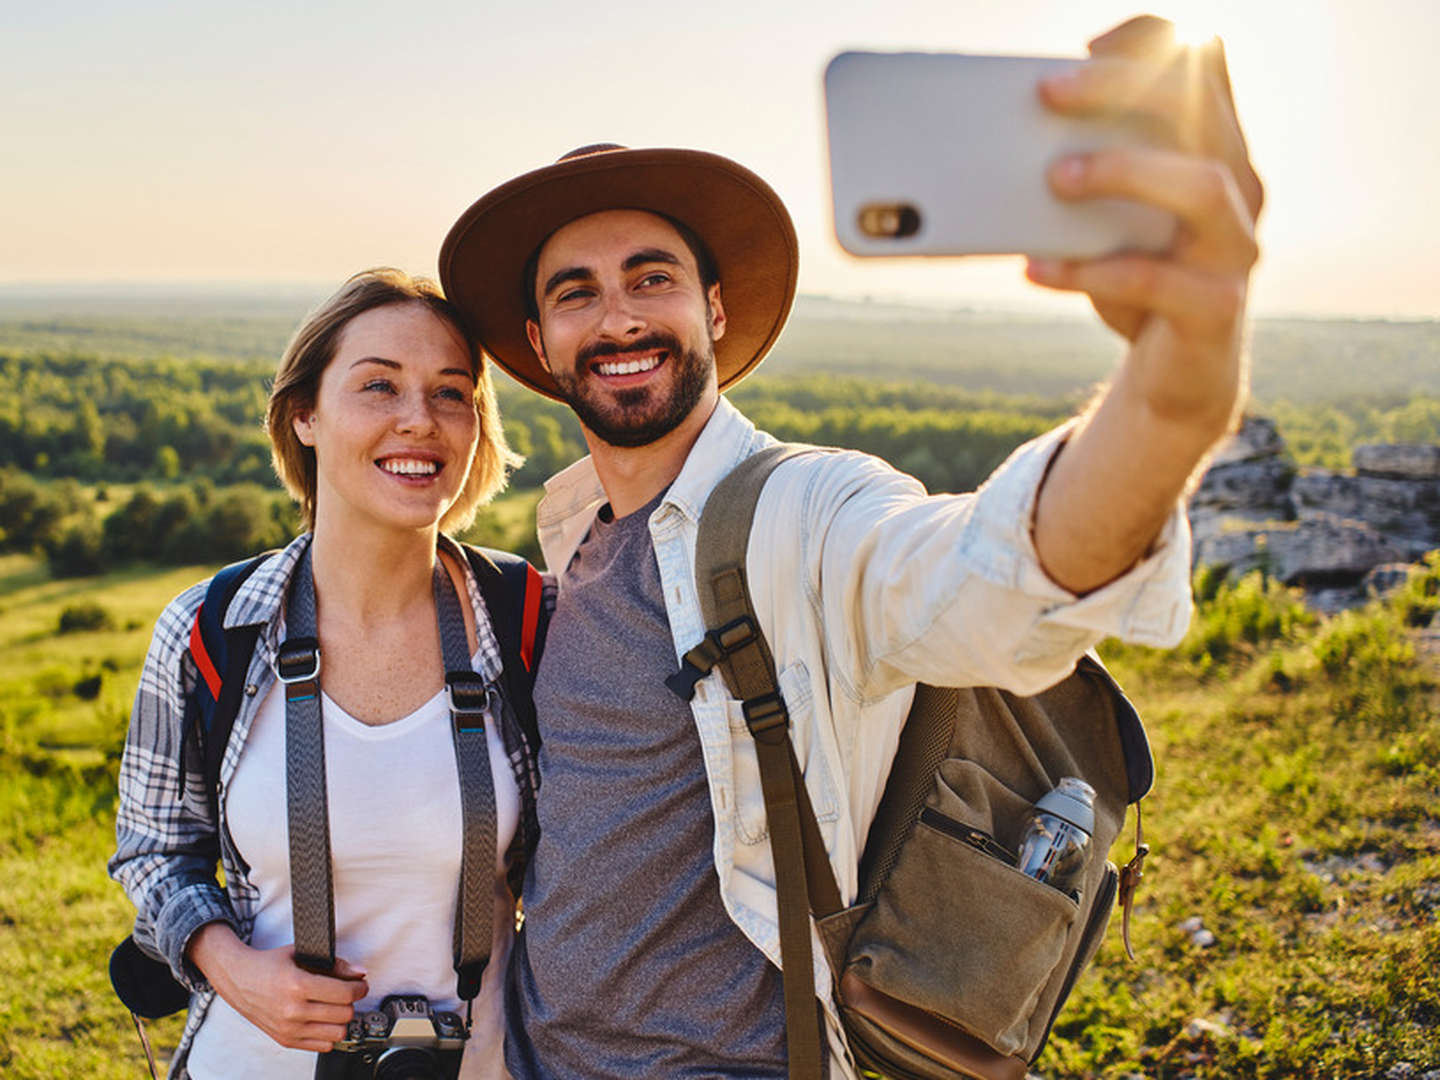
left=187, top=677, right=519, bottom=1080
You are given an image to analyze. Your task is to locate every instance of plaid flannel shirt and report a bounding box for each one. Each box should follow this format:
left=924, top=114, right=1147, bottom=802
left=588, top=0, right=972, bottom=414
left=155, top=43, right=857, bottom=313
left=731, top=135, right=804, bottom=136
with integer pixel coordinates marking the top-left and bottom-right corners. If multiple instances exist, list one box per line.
left=108, top=532, right=540, bottom=1077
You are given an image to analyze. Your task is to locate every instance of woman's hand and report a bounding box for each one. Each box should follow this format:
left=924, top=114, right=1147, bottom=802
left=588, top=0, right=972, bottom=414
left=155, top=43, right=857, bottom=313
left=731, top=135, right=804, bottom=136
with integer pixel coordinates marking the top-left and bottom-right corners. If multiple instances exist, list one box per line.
left=188, top=922, right=370, bottom=1053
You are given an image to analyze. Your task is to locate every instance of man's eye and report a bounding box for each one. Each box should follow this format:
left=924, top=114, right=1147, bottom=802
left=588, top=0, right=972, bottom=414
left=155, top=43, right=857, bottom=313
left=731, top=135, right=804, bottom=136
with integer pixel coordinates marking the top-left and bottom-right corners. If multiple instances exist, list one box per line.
left=638, top=272, right=671, bottom=288
left=556, top=287, right=593, bottom=305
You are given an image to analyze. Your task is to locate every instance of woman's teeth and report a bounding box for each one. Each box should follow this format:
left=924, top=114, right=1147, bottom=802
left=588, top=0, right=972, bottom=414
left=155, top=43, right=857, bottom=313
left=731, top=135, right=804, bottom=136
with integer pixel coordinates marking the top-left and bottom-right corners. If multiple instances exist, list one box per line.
left=380, top=459, right=438, bottom=475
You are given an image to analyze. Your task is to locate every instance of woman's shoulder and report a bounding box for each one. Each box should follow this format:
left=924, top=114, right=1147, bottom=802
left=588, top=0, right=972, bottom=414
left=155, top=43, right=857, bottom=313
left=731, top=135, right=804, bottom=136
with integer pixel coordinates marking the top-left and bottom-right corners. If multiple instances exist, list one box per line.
left=149, top=545, right=297, bottom=665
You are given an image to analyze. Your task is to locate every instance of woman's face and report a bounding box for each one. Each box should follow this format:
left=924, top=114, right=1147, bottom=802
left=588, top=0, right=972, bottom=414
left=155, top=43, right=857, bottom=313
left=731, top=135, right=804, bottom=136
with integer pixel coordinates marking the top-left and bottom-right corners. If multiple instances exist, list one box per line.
left=293, top=301, right=480, bottom=536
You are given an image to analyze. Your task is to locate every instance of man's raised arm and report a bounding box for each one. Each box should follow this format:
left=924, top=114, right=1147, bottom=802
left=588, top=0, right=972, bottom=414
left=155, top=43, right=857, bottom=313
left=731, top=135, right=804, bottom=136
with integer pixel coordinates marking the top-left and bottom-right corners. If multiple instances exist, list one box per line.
left=1025, top=16, right=1265, bottom=594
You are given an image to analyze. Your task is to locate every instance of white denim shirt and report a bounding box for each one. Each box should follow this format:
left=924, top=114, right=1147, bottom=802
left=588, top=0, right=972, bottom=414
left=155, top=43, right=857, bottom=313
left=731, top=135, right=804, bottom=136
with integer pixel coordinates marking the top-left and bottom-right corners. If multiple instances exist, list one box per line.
left=535, top=397, right=1192, bottom=1075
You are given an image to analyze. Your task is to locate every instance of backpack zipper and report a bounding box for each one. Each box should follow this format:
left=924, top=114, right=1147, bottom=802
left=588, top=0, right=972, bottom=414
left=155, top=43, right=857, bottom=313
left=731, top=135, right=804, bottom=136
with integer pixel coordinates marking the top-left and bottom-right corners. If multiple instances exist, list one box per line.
left=919, top=806, right=1017, bottom=866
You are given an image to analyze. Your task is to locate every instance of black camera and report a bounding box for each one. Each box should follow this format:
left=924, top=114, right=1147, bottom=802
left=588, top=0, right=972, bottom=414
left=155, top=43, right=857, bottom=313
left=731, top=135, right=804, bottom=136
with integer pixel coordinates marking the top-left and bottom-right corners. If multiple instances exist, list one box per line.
left=314, top=994, right=467, bottom=1080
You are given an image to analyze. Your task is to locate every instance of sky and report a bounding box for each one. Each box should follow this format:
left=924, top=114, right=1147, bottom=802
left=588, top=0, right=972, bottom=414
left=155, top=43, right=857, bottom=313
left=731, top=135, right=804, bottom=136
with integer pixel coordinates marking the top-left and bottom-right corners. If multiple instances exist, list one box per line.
left=2, top=0, right=1436, bottom=319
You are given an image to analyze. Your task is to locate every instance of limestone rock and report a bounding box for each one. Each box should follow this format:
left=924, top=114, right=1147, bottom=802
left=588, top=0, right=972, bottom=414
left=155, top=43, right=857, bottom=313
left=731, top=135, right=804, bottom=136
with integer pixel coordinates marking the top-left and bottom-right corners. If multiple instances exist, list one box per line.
left=1191, top=457, right=1295, bottom=518
left=1193, top=518, right=1408, bottom=587
left=1292, top=469, right=1440, bottom=555
left=1210, top=415, right=1288, bottom=466
left=1355, top=443, right=1440, bottom=479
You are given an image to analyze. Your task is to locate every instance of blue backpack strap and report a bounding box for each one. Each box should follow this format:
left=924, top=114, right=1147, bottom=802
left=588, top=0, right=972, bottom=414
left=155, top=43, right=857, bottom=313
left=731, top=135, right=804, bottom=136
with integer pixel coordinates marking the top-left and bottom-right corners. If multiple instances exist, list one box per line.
left=181, top=552, right=273, bottom=809
left=461, top=546, right=547, bottom=751
left=114, top=551, right=273, bottom=1025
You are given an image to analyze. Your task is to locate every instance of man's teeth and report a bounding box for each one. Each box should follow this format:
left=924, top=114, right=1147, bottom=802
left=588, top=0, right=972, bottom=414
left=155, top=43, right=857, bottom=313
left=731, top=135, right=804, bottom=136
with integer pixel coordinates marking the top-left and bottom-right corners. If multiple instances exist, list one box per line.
left=596, top=354, right=661, bottom=376
left=381, top=459, right=438, bottom=475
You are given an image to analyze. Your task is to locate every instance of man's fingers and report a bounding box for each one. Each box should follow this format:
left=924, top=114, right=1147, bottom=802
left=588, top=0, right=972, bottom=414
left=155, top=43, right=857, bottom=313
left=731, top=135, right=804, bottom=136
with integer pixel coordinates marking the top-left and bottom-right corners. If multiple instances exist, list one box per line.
left=1042, top=49, right=1263, bottom=220
left=1025, top=255, right=1246, bottom=340
left=1049, top=149, right=1258, bottom=270
left=1086, top=14, right=1178, bottom=57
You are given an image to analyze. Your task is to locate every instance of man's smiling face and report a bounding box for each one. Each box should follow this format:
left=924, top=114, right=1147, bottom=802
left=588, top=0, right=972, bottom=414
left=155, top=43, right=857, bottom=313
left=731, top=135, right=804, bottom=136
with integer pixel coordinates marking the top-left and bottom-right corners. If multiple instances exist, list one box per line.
left=525, top=209, right=725, bottom=448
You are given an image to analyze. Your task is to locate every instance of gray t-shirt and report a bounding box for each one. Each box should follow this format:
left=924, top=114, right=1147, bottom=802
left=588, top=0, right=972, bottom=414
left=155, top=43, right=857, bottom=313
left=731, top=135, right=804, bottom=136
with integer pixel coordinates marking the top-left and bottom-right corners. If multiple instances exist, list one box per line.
left=506, top=491, right=788, bottom=1079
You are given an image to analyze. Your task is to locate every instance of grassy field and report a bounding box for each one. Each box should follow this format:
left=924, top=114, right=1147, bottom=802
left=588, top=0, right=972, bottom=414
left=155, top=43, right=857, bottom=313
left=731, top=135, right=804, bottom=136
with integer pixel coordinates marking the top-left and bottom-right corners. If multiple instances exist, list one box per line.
left=2, top=548, right=1438, bottom=1078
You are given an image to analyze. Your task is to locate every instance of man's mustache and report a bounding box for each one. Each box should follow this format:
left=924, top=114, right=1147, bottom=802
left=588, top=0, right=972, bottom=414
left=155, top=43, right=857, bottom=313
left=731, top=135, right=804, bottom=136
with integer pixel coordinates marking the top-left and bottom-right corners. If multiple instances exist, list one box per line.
left=578, top=333, right=682, bottom=367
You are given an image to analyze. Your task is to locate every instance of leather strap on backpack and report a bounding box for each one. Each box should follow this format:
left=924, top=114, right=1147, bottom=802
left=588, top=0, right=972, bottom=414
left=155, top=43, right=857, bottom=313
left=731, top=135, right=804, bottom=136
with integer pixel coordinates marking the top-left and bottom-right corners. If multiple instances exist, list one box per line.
left=686, top=445, right=842, bottom=1080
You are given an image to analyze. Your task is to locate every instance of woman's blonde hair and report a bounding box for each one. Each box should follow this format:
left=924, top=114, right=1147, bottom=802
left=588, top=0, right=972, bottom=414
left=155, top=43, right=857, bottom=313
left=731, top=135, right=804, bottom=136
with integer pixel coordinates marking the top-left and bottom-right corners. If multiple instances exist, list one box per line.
left=266, top=268, right=520, bottom=534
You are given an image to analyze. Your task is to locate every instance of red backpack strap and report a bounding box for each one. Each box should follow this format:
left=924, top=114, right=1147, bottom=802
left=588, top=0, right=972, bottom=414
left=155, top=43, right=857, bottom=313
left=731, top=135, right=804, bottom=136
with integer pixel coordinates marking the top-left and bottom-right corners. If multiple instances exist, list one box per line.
left=520, top=561, right=544, bottom=672
left=188, top=609, right=223, bottom=700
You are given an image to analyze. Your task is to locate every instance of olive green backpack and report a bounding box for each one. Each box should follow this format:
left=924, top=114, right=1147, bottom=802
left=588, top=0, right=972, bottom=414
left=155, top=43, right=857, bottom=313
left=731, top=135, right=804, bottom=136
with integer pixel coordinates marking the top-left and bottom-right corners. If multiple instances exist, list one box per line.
left=669, top=445, right=1152, bottom=1080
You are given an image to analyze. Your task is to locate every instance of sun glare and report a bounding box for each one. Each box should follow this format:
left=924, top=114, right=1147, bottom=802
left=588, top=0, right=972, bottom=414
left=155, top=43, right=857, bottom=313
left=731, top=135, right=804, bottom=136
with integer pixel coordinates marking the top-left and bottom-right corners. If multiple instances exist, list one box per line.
left=1170, top=18, right=1218, bottom=49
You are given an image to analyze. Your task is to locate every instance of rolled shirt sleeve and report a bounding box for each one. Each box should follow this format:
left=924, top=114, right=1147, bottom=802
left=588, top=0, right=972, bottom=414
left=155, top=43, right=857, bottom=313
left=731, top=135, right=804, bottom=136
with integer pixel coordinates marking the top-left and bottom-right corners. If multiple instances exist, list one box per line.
left=109, top=581, right=241, bottom=991
left=787, top=423, right=1192, bottom=703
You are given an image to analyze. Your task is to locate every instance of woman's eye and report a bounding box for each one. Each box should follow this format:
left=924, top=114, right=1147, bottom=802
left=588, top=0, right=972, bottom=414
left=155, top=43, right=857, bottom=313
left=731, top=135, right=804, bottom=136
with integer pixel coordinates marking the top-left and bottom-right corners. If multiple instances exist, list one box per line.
left=436, top=386, right=470, bottom=403
left=362, top=379, right=396, bottom=394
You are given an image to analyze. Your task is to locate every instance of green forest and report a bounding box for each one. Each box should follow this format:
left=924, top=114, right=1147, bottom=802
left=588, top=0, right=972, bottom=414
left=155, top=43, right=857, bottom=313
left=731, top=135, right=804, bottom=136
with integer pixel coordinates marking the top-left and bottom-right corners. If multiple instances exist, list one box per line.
left=1, top=296, right=1438, bottom=1078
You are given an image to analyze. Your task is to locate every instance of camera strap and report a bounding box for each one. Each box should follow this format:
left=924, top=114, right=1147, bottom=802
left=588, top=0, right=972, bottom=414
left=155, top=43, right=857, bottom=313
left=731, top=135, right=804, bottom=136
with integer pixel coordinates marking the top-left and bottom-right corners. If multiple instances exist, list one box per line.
left=280, top=545, right=496, bottom=1004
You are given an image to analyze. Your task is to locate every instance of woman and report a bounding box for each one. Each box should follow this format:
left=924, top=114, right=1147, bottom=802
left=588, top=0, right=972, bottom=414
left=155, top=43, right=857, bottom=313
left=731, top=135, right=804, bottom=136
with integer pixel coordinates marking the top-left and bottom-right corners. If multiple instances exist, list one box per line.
left=110, top=269, right=535, bottom=1079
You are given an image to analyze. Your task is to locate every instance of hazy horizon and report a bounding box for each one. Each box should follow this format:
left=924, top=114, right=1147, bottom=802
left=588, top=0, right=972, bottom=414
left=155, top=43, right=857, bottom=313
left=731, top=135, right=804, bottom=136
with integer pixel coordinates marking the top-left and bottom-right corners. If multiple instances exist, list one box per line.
left=5, top=1, right=1437, bottom=321
left=0, top=279, right=1433, bottom=325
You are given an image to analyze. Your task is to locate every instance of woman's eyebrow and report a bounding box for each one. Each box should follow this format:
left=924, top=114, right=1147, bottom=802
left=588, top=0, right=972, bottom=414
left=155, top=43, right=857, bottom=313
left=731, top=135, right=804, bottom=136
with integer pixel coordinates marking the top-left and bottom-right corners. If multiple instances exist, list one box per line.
left=349, top=356, right=474, bottom=381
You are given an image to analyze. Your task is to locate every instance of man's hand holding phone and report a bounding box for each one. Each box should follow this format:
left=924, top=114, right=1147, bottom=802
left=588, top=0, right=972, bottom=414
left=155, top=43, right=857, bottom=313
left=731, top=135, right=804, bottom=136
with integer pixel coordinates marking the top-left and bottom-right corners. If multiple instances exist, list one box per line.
left=826, top=14, right=1264, bottom=596
left=1030, top=15, right=1263, bottom=595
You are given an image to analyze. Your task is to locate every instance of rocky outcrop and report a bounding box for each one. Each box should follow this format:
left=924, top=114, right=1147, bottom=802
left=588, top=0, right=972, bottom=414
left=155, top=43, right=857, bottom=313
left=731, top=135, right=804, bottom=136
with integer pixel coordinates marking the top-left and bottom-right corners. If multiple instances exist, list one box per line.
left=1188, top=420, right=1439, bottom=610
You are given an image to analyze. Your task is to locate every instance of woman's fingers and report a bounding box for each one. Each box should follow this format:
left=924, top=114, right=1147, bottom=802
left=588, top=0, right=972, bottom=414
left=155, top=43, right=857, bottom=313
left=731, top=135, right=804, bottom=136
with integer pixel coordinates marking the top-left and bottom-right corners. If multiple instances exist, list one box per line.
left=1048, top=148, right=1258, bottom=271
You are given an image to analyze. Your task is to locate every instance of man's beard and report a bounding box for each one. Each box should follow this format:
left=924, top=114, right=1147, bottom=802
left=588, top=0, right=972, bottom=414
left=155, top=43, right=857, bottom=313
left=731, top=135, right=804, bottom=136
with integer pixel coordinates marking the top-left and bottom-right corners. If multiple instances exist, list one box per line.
left=551, top=330, right=713, bottom=449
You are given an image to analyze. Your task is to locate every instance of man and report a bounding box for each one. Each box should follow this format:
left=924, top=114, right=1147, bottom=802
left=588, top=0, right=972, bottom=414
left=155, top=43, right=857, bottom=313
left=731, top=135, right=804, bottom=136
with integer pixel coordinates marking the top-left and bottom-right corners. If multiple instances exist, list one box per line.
left=440, top=17, right=1261, bottom=1078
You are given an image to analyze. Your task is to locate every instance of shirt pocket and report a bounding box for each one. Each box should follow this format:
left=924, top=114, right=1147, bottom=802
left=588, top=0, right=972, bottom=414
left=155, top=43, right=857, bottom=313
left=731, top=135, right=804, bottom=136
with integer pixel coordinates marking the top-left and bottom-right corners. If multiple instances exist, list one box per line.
left=725, top=660, right=839, bottom=846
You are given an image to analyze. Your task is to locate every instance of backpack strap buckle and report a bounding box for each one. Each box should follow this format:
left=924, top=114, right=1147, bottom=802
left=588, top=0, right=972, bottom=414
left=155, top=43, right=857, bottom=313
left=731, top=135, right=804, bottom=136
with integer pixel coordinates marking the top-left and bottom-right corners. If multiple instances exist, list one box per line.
left=445, top=672, right=490, bottom=734
left=742, top=692, right=789, bottom=740
left=665, top=616, right=761, bottom=701
left=274, top=638, right=320, bottom=696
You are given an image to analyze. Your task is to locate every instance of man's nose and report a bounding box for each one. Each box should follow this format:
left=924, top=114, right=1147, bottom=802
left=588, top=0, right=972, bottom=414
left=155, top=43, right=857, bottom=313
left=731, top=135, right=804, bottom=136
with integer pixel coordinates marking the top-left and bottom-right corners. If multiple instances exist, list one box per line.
left=595, top=290, right=645, bottom=339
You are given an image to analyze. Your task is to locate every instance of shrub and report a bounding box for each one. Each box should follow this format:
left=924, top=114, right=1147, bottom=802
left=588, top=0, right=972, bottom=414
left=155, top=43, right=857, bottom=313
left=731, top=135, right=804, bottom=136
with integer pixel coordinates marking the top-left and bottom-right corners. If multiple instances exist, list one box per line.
left=1184, top=570, right=1314, bottom=668
left=1391, top=550, right=1440, bottom=628
left=43, top=519, right=105, bottom=577
left=73, top=673, right=103, bottom=700
left=58, top=601, right=115, bottom=634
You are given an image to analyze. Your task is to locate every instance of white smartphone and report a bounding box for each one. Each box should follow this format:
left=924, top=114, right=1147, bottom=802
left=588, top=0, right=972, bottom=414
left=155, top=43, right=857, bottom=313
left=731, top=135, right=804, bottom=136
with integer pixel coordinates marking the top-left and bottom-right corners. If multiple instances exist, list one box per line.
left=823, top=51, right=1176, bottom=259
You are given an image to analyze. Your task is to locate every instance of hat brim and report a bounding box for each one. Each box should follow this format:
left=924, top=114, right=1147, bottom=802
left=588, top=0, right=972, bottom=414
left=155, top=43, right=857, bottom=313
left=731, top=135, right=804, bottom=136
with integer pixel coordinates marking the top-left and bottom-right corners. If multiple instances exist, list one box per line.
left=439, top=148, right=798, bottom=402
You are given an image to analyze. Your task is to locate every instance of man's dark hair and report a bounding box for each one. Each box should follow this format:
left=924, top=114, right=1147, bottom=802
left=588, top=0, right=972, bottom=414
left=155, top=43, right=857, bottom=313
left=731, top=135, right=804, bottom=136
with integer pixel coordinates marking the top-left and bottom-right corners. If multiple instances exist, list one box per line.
left=521, top=212, right=720, bottom=323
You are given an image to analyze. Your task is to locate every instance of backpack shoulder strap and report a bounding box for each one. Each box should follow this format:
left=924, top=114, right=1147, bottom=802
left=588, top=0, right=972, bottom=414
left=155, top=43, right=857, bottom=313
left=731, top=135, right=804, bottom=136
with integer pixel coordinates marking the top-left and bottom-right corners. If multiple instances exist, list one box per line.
left=184, top=552, right=271, bottom=806
left=687, top=443, right=836, bottom=1080
left=461, top=545, right=547, bottom=751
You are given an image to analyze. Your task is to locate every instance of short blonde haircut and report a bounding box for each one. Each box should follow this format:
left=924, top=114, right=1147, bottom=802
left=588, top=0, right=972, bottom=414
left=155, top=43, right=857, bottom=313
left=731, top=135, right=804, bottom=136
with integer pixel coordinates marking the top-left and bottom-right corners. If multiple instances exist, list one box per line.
left=266, top=268, right=520, bottom=534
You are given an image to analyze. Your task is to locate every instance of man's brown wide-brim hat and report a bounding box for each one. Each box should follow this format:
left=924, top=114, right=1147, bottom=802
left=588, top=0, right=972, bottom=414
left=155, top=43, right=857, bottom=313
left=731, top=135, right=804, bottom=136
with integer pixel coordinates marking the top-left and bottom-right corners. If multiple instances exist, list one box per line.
left=438, top=144, right=799, bottom=402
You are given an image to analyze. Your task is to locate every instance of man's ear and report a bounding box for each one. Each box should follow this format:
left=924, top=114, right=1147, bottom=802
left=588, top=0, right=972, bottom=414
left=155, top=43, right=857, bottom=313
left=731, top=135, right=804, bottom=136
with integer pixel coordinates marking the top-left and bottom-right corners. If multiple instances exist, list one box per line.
left=292, top=409, right=316, bottom=447
left=525, top=320, right=552, bottom=373
left=707, top=284, right=727, bottom=342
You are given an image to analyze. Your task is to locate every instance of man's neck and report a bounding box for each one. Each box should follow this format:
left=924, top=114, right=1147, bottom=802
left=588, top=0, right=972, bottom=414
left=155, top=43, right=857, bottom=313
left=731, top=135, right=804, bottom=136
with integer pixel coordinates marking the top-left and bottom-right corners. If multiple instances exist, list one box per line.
left=585, top=396, right=718, bottom=519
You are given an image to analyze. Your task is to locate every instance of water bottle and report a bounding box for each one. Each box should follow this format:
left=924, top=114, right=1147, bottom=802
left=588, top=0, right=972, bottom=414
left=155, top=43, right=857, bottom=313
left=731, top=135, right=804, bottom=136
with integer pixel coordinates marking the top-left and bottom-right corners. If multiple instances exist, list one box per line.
left=1017, top=776, right=1095, bottom=896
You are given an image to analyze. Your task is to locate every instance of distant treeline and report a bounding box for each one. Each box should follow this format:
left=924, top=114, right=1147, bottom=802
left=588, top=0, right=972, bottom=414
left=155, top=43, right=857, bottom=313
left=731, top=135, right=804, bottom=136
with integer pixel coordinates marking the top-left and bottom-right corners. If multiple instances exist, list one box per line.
left=0, top=351, right=1080, bottom=497
left=0, top=472, right=298, bottom=577
left=4, top=346, right=1437, bottom=580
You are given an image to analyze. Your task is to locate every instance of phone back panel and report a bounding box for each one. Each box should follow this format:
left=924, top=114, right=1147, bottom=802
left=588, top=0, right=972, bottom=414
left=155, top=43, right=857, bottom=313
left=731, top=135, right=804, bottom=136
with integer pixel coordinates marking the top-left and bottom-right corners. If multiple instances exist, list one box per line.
left=824, top=51, right=1176, bottom=258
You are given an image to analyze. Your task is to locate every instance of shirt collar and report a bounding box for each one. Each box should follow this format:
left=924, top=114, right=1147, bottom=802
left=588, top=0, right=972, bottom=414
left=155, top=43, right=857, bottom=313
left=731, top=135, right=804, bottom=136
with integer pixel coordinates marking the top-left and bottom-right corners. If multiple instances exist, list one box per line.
left=535, top=397, right=774, bottom=572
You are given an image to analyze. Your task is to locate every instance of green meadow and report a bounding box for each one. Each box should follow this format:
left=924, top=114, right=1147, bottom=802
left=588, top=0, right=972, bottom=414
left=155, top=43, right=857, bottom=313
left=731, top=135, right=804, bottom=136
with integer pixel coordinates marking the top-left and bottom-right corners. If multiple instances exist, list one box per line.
left=5, top=551, right=1438, bottom=1077
left=2, top=299, right=1438, bottom=1076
